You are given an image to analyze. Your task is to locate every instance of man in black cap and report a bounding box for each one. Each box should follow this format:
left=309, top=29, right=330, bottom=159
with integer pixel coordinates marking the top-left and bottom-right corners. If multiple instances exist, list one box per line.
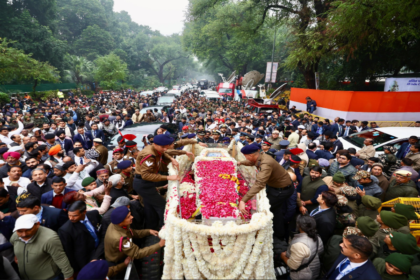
left=134, top=135, right=179, bottom=230
left=44, top=133, right=57, bottom=149
left=245, top=134, right=255, bottom=145
left=238, top=143, right=294, bottom=240
left=212, top=130, right=222, bottom=143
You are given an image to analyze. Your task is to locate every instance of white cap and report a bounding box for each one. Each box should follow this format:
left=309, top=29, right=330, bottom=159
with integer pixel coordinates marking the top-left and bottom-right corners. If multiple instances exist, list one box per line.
left=298, top=125, right=305, bottom=129
left=9, top=146, right=23, bottom=152
left=273, top=130, right=280, bottom=134
left=13, top=214, right=39, bottom=232
left=93, top=138, right=103, bottom=143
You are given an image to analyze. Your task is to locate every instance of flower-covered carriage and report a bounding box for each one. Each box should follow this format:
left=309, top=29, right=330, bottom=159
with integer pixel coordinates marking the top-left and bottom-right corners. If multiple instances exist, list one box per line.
left=159, top=142, right=275, bottom=279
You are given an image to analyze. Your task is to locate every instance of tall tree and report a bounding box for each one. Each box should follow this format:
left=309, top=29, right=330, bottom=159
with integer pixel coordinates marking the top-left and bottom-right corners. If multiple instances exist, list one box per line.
left=94, top=53, right=127, bottom=89
left=0, top=39, right=59, bottom=91
left=73, top=24, right=115, bottom=61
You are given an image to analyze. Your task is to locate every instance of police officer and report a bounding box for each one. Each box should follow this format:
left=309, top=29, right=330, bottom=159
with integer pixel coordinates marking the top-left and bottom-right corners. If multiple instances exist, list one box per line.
left=104, top=206, right=164, bottom=279
left=238, top=143, right=294, bottom=240
left=134, top=135, right=179, bottom=230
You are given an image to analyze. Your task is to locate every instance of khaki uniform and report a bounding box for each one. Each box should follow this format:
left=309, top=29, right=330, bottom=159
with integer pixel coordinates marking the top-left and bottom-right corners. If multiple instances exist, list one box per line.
left=173, top=139, right=197, bottom=149
left=240, top=152, right=292, bottom=202
left=106, top=160, right=122, bottom=175
left=141, top=114, right=156, bottom=123
left=95, top=144, right=109, bottom=165
left=135, top=145, right=171, bottom=182
left=121, top=170, right=135, bottom=196
left=104, top=224, right=160, bottom=264
left=358, top=145, right=376, bottom=163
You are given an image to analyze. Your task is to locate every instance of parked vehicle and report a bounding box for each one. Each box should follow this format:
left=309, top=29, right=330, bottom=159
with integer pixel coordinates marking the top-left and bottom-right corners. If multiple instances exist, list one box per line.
left=247, top=98, right=281, bottom=114
left=157, top=95, right=176, bottom=106
left=205, top=91, right=223, bottom=101
left=216, top=82, right=235, bottom=98
left=340, top=127, right=420, bottom=156
left=198, top=79, right=209, bottom=89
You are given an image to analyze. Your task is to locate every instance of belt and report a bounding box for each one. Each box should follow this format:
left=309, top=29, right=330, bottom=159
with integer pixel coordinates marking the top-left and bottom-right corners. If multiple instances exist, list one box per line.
left=135, top=174, right=142, bottom=179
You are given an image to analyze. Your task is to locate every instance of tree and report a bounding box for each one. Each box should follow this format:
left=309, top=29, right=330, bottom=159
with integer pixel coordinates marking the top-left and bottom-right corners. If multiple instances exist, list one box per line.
left=94, top=53, right=127, bottom=89
left=73, top=24, right=115, bottom=61
left=184, top=0, right=274, bottom=77
left=189, top=0, right=335, bottom=89
left=0, top=10, right=67, bottom=73
left=63, top=55, right=95, bottom=86
left=0, top=38, right=59, bottom=91
left=56, top=0, right=110, bottom=43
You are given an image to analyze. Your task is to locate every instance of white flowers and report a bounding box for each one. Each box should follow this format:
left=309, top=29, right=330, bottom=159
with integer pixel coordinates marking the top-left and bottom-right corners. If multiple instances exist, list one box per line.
left=161, top=144, right=275, bottom=280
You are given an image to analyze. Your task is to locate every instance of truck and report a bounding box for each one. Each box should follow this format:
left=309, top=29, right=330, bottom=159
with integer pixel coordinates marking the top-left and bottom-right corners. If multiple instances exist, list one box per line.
left=216, top=82, right=235, bottom=98
left=198, top=79, right=209, bottom=89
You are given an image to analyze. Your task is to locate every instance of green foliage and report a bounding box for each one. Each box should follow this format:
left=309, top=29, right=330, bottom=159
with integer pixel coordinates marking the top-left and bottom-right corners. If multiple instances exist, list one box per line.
left=30, top=90, right=58, bottom=101
left=0, top=38, right=59, bottom=90
left=73, top=25, right=115, bottom=61
left=63, top=55, right=95, bottom=86
left=80, top=90, right=95, bottom=97
left=0, top=92, right=10, bottom=104
left=94, top=53, right=127, bottom=89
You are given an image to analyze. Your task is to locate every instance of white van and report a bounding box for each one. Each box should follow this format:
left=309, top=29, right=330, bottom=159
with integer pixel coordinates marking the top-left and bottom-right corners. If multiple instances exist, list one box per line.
left=167, top=89, right=181, bottom=96
left=140, top=91, right=154, bottom=96
left=205, top=91, right=222, bottom=102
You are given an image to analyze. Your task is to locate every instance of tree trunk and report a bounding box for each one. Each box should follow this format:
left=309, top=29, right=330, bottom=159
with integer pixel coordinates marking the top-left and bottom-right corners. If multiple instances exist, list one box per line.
left=158, top=65, right=164, bottom=83
left=298, top=61, right=318, bottom=89
left=32, top=79, right=38, bottom=93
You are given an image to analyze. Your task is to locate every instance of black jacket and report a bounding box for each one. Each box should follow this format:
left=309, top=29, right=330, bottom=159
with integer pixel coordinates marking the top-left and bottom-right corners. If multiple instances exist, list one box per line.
left=26, top=178, right=53, bottom=200
left=41, top=206, right=69, bottom=232
left=58, top=210, right=103, bottom=272
left=313, top=207, right=336, bottom=246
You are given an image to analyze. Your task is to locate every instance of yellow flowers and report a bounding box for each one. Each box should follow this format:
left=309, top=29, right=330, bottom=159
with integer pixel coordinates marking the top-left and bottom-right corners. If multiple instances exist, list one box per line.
left=218, top=174, right=240, bottom=189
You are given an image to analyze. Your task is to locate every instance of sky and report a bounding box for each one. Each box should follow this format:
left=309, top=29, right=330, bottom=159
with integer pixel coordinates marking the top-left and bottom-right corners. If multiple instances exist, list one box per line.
left=113, top=0, right=190, bottom=36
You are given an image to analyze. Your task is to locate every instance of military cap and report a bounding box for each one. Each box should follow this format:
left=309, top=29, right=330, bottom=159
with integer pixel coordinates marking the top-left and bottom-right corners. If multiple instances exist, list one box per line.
left=125, top=140, right=137, bottom=148
left=240, top=132, right=248, bottom=137
left=81, top=177, right=95, bottom=187
left=198, top=131, right=205, bottom=136
left=111, top=206, right=130, bottom=225
left=356, top=216, right=379, bottom=237
left=342, top=226, right=365, bottom=238
left=336, top=195, right=348, bottom=207
left=246, top=134, right=255, bottom=140
left=212, top=130, right=221, bottom=135
left=289, top=155, right=301, bottom=164
left=340, top=186, right=357, bottom=196
left=241, top=143, right=260, bottom=154
left=154, top=135, right=174, bottom=146
left=117, top=160, right=132, bottom=170
left=290, top=148, right=304, bottom=155
left=394, top=203, right=418, bottom=220
left=279, top=140, right=290, bottom=146
left=187, top=134, right=196, bottom=139
left=256, top=134, right=263, bottom=139
left=262, top=140, right=272, bottom=146
left=181, top=134, right=188, bottom=139
left=352, top=170, right=371, bottom=180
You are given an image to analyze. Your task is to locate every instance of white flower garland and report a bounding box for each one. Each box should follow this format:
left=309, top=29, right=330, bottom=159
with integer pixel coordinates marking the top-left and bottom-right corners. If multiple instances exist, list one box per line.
left=161, top=144, right=276, bottom=280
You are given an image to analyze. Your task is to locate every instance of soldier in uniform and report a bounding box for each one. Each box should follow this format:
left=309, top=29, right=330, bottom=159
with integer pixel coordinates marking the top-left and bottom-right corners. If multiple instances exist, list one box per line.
left=238, top=143, right=294, bottom=240
left=197, top=131, right=206, bottom=143
left=93, top=138, right=108, bottom=165
left=105, top=149, right=125, bottom=175
left=133, top=135, right=179, bottom=230
left=239, top=132, right=248, bottom=146
left=141, top=109, right=156, bottom=123
left=104, top=206, right=164, bottom=279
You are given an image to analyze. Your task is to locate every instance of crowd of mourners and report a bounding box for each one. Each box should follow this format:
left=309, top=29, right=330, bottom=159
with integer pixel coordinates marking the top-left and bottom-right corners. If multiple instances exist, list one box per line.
left=0, top=88, right=419, bottom=280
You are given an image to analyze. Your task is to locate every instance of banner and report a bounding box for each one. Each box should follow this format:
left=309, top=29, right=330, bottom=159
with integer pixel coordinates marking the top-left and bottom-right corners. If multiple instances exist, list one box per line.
left=265, top=62, right=279, bottom=83
left=384, top=77, right=420, bottom=92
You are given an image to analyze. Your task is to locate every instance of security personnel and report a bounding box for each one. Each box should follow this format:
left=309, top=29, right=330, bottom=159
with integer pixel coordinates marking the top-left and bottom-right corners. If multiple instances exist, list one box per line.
left=105, top=148, right=125, bottom=175
left=105, top=206, right=164, bottom=279
left=134, top=134, right=179, bottom=230
left=197, top=131, right=206, bottom=143
left=238, top=143, right=294, bottom=240
left=124, top=140, right=137, bottom=158
left=212, top=130, right=222, bottom=143
left=239, top=132, right=248, bottom=146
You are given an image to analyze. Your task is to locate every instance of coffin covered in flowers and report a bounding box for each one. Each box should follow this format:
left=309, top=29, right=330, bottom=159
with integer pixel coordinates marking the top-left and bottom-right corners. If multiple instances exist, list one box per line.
left=160, top=142, right=275, bottom=279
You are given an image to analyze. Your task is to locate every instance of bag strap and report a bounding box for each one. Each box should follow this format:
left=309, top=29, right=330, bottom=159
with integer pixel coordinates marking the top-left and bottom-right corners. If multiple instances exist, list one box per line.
left=290, top=237, right=319, bottom=272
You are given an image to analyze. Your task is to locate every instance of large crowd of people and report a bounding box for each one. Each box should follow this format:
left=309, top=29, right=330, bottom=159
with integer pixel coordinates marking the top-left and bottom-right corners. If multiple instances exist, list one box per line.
left=0, top=88, right=419, bottom=280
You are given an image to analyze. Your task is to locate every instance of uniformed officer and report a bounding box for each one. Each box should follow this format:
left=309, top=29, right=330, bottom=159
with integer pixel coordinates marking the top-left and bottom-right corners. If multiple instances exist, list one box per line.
left=197, top=131, right=206, bottom=143
left=104, top=206, right=164, bottom=279
left=238, top=143, right=294, bottom=240
left=245, top=134, right=255, bottom=144
left=212, top=130, right=222, bottom=143
left=105, top=149, right=125, bottom=175
left=124, top=140, right=137, bottom=158
left=134, top=134, right=179, bottom=230
left=239, top=132, right=248, bottom=146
